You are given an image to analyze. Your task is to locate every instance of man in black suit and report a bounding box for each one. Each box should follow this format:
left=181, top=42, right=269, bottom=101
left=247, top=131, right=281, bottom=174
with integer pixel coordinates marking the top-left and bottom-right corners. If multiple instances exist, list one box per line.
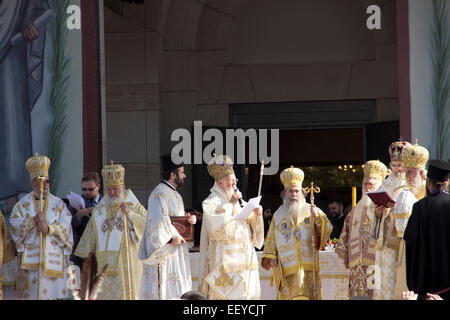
left=404, top=160, right=450, bottom=300
left=69, top=172, right=102, bottom=270
left=328, top=200, right=345, bottom=239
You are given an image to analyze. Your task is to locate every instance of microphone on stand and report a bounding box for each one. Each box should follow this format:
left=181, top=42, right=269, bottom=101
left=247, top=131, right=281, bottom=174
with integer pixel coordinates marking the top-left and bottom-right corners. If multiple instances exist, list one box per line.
left=234, top=188, right=244, bottom=208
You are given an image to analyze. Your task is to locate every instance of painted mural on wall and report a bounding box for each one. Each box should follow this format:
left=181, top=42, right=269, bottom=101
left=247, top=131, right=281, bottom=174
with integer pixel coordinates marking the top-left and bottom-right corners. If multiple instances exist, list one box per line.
left=0, top=0, right=83, bottom=227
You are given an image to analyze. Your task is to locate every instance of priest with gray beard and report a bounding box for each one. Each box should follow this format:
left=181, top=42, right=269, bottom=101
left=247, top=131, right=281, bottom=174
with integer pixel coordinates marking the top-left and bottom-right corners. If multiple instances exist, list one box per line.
left=373, top=142, right=429, bottom=300
left=262, top=166, right=332, bottom=300
left=75, top=161, right=148, bottom=300
left=335, top=160, right=388, bottom=298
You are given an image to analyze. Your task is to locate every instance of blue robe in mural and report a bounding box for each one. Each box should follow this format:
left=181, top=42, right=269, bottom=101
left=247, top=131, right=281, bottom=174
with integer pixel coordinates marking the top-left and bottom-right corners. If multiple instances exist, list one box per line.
left=0, top=0, right=49, bottom=199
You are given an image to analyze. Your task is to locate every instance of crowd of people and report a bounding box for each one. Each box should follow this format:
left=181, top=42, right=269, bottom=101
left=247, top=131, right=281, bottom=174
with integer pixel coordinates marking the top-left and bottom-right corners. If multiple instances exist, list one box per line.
left=0, top=140, right=449, bottom=300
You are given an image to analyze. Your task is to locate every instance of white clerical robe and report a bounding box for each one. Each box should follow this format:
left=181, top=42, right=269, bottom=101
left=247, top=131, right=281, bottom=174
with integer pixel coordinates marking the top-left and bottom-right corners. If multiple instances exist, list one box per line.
left=198, top=183, right=264, bottom=300
left=75, top=189, right=147, bottom=300
left=9, top=192, right=73, bottom=300
left=374, top=179, right=424, bottom=300
left=138, top=182, right=192, bottom=300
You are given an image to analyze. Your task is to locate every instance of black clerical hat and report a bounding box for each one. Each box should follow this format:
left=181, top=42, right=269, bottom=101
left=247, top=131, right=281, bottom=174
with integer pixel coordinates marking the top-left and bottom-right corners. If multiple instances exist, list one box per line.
left=427, top=159, right=450, bottom=182
left=161, top=153, right=183, bottom=172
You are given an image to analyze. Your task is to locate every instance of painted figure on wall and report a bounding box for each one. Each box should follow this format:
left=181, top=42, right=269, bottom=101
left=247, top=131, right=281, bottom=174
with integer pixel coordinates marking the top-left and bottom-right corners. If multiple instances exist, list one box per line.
left=0, top=0, right=52, bottom=210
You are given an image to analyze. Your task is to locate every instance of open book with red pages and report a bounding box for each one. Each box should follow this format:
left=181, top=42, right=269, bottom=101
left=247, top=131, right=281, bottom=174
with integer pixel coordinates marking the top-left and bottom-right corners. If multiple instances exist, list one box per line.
left=366, top=190, right=396, bottom=207
left=170, top=216, right=194, bottom=242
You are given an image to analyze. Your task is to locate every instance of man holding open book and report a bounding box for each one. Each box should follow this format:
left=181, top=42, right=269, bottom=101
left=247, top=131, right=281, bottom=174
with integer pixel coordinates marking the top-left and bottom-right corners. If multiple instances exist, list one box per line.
left=336, top=160, right=387, bottom=298
left=373, top=142, right=429, bottom=300
left=138, top=154, right=196, bottom=300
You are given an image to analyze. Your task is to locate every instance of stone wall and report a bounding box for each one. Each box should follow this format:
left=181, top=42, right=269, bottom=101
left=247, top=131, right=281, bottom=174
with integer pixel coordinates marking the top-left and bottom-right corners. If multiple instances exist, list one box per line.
left=103, top=0, right=399, bottom=206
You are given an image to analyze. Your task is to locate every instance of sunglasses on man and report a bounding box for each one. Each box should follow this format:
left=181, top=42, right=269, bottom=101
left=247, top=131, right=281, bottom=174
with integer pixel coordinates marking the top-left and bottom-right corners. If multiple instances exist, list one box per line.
left=82, top=187, right=97, bottom=192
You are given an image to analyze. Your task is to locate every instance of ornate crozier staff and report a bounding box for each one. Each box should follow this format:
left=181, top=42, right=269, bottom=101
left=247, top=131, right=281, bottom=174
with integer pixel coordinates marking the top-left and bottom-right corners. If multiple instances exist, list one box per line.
left=37, top=176, right=47, bottom=297
left=121, top=203, right=133, bottom=300
left=245, top=160, right=264, bottom=296
left=304, top=181, right=320, bottom=299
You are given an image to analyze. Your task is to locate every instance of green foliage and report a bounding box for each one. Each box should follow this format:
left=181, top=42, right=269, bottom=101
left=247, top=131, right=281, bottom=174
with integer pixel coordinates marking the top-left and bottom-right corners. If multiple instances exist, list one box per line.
left=431, top=0, right=450, bottom=160
left=48, top=0, right=70, bottom=193
left=302, top=165, right=364, bottom=189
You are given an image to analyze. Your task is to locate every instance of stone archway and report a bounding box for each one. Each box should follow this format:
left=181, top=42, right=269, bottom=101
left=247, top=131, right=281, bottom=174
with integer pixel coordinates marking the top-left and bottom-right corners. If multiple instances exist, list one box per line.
left=103, top=0, right=399, bottom=205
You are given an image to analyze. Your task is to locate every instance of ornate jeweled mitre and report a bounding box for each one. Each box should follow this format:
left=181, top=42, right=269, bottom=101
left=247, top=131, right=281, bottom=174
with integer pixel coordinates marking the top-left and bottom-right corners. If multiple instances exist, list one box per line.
left=363, top=160, right=388, bottom=182
left=401, top=142, right=429, bottom=169
left=280, top=166, right=304, bottom=189
left=389, top=140, right=411, bottom=162
left=102, top=161, right=125, bottom=187
left=207, top=155, right=234, bottom=181
left=25, top=153, right=51, bottom=180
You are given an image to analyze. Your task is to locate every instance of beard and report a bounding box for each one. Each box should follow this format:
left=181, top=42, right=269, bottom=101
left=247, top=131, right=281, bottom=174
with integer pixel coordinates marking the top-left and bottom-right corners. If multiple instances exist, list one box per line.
left=33, top=189, right=49, bottom=199
left=283, top=195, right=305, bottom=220
left=392, top=171, right=405, bottom=179
left=174, top=175, right=184, bottom=187
left=362, top=181, right=381, bottom=207
left=407, top=174, right=423, bottom=191
left=84, top=193, right=96, bottom=201
left=216, top=182, right=235, bottom=201
left=360, top=193, right=372, bottom=207
left=105, top=191, right=125, bottom=206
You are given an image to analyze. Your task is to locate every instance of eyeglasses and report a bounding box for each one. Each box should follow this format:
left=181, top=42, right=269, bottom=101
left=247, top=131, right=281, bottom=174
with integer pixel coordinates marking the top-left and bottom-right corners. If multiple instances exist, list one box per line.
left=82, top=187, right=96, bottom=192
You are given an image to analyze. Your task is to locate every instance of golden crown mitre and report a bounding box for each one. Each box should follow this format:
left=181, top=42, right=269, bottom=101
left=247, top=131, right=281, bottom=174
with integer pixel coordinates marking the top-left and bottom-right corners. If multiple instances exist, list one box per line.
left=25, top=153, right=51, bottom=180
left=102, top=161, right=125, bottom=187
left=401, top=142, right=429, bottom=169
left=280, top=166, right=304, bottom=189
left=363, top=160, right=388, bottom=182
left=207, top=155, right=234, bottom=181
left=389, top=140, right=411, bottom=162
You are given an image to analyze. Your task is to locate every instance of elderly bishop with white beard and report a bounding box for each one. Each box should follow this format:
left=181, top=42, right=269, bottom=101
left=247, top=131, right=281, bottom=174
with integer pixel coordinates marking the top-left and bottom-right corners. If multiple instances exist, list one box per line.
left=198, top=155, right=264, bottom=300
left=75, top=162, right=147, bottom=300
left=373, top=142, right=429, bottom=300
left=262, top=167, right=332, bottom=300
left=335, top=160, right=388, bottom=298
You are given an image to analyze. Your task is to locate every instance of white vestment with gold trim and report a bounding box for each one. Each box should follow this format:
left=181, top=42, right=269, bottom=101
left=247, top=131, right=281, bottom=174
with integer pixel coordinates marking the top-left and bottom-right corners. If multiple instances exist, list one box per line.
left=373, top=177, right=423, bottom=300
left=75, top=189, right=147, bottom=300
left=138, top=183, right=192, bottom=300
left=9, top=192, right=73, bottom=300
left=198, top=183, right=264, bottom=300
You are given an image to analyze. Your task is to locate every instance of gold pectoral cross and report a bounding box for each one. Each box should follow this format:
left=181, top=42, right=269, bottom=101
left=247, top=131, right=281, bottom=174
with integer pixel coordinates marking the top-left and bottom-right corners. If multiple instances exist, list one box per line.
left=304, top=182, right=320, bottom=206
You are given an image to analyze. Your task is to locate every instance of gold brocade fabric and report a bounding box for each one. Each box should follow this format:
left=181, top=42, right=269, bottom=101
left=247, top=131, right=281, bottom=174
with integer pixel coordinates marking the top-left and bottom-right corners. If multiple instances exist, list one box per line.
left=0, top=211, right=15, bottom=300
left=262, top=205, right=332, bottom=300
left=75, top=191, right=147, bottom=300
left=277, top=270, right=320, bottom=300
left=349, top=264, right=373, bottom=297
left=335, top=203, right=376, bottom=298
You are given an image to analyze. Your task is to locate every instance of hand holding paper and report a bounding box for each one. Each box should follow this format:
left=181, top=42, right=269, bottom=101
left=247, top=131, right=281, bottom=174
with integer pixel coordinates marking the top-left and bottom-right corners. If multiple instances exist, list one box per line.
left=67, top=192, right=85, bottom=209
left=232, top=196, right=262, bottom=220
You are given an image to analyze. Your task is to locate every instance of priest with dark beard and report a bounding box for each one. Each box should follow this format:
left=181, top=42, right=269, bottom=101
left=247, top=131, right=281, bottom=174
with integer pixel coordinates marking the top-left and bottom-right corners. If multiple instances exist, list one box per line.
left=404, top=160, right=450, bottom=300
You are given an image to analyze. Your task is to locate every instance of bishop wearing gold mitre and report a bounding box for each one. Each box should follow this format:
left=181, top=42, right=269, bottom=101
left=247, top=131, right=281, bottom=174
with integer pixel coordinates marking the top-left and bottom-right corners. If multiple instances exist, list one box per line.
left=335, top=160, right=388, bottom=298
left=75, top=161, right=147, bottom=300
left=9, top=154, right=73, bottom=299
left=373, top=142, right=429, bottom=300
left=380, top=140, right=411, bottom=196
left=262, top=167, right=333, bottom=300
left=198, top=155, right=264, bottom=299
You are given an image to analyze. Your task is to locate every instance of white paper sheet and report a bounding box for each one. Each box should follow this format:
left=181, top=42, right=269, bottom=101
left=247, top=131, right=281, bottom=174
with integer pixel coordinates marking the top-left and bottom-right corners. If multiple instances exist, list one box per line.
left=232, top=196, right=262, bottom=220
left=67, top=192, right=85, bottom=209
